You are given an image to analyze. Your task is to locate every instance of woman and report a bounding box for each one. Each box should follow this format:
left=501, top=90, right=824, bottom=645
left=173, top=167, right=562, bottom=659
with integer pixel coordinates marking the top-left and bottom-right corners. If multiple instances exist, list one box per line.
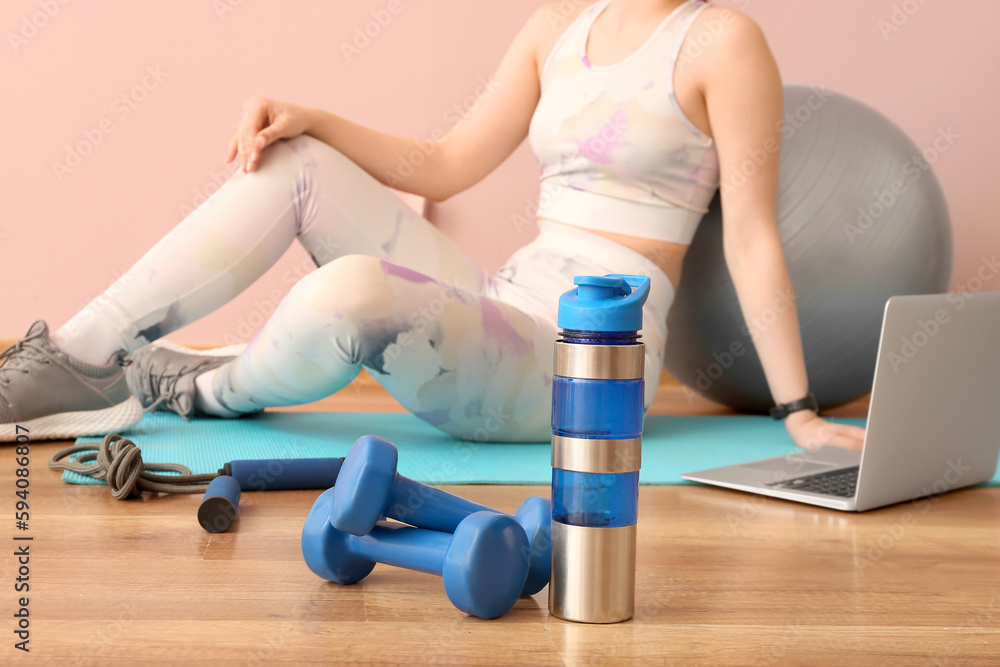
left=0, top=0, right=865, bottom=450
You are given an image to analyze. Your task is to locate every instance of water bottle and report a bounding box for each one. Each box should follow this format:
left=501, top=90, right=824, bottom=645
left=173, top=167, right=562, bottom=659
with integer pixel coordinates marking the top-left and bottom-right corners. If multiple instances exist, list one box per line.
left=549, top=274, right=649, bottom=624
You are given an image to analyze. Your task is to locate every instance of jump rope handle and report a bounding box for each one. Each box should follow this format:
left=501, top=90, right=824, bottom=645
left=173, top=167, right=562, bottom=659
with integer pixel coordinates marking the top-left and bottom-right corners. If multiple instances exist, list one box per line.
left=223, top=458, right=345, bottom=491
left=199, top=458, right=345, bottom=533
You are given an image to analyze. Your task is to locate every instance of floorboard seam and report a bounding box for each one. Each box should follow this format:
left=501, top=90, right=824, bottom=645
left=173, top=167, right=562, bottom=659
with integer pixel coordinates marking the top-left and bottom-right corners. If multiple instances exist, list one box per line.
left=541, top=622, right=566, bottom=666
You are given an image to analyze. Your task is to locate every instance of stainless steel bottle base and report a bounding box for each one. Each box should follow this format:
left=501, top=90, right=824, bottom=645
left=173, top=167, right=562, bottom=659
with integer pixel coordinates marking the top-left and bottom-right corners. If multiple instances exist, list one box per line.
left=549, top=522, right=637, bottom=623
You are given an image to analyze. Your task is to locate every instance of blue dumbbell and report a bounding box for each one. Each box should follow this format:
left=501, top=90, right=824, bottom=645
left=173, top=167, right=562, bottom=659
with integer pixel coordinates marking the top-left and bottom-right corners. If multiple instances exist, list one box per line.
left=302, top=488, right=529, bottom=619
left=330, top=435, right=551, bottom=595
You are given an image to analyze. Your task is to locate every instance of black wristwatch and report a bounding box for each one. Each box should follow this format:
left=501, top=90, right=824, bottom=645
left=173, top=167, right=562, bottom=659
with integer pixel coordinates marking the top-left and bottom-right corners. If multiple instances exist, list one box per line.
left=769, top=392, right=819, bottom=420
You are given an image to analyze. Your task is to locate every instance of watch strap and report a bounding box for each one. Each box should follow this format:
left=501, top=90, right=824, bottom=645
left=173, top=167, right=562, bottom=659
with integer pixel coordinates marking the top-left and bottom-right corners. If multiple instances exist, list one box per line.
left=769, top=392, right=819, bottom=420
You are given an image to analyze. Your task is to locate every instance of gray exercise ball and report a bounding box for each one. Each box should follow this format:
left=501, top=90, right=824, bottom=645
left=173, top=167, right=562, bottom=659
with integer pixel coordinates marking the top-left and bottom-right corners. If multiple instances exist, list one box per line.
left=663, top=85, right=952, bottom=412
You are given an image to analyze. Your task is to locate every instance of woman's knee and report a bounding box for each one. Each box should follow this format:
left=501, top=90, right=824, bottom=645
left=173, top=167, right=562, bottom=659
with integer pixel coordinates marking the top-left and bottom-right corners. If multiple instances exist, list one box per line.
left=283, top=134, right=357, bottom=175
left=244, top=135, right=305, bottom=178
left=287, top=253, right=400, bottom=322
left=246, top=134, right=352, bottom=190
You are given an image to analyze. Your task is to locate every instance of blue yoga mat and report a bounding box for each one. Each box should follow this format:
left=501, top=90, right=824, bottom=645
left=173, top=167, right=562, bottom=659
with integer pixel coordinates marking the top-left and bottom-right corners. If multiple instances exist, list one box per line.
left=61, top=411, right=886, bottom=486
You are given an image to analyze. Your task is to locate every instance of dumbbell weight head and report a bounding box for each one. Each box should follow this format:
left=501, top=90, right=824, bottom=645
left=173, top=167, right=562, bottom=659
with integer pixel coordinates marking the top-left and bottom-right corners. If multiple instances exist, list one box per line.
left=302, top=488, right=375, bottom=584
left=330, top=435, right=400, bottom=535
left=512, top=496, right=552, bottom=596
left=442, top=511, right=530, bottom=619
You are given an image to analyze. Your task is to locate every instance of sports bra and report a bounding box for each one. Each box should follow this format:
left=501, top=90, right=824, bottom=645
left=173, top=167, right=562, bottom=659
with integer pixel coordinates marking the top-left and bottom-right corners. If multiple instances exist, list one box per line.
left=528, top=0, right=720, bottom=245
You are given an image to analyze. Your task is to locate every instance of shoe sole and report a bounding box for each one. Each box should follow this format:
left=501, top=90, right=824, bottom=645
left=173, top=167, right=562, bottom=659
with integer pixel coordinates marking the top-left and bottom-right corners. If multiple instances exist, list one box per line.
left=0, top=395, right=145, bottom=443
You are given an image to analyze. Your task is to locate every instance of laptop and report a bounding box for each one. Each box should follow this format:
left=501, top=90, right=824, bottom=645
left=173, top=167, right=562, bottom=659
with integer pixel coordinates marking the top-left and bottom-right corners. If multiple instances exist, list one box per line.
left=681, top=292, right=1000, bottom=511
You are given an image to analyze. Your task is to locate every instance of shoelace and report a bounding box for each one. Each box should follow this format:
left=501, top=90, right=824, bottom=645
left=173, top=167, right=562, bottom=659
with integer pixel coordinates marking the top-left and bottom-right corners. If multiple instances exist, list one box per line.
left=49, top=433, right=219, bottom=500
left=0, top=335, right=51, bottom=386
left=133, top=359, right=218, bottom=421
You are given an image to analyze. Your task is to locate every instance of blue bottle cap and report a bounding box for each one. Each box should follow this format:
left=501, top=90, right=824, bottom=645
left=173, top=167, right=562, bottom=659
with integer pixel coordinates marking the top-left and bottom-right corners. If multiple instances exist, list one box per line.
left=557, top=274, right=651, bottom=332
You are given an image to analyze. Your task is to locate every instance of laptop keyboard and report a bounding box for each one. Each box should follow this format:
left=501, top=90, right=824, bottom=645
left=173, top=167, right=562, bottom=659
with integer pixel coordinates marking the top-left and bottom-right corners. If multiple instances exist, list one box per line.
left=770, top=466, right=859, bottom=498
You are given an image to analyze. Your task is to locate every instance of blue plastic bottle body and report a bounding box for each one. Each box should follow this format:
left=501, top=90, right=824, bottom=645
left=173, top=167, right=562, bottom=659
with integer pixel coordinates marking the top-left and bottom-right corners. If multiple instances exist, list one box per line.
left=552, top=329, right=641, bottom=529
left=551, top=377, right=644, bottom=439
left=552, top=470, right=639, bottom=528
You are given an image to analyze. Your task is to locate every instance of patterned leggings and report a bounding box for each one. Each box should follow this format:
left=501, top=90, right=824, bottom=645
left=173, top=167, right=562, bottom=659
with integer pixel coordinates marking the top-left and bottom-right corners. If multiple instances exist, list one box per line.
left=60, top=135, right=673, bottom=442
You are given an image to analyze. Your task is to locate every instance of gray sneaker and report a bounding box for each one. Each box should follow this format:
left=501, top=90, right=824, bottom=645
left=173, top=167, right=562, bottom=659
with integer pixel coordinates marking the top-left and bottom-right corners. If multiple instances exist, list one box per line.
left=123, top=340, right=258, bottom=420
left=0, top=320, right=144, bottom=442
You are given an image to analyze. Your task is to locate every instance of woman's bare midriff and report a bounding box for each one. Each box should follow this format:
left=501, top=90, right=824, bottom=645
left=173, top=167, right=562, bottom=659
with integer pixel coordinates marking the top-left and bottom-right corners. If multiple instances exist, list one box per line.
left=536, top=216, right=689, bottom=288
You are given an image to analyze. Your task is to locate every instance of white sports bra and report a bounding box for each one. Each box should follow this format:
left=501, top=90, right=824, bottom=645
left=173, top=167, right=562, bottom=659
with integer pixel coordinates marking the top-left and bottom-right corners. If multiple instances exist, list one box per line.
left=528, top=0, right=720, bottom=245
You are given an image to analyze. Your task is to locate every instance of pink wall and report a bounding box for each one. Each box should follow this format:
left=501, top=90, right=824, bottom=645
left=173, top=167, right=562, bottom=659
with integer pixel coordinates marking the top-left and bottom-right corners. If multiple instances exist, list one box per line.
left=2, top=0, right=997, bottom=344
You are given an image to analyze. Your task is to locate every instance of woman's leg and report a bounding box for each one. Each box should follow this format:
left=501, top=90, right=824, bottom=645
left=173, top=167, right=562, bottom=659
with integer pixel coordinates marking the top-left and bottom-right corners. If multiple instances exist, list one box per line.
left=207, top=253, right=555, bottom=441
left=53, top=134, right=488, bottom=364
left=197, top=219, right=672, bottom=439
left=196, top=222, right=671, bottom=441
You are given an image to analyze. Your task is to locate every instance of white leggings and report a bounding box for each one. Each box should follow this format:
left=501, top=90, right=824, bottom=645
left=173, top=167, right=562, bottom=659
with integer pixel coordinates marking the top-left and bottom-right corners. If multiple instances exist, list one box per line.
left=57, top=135, right=673, bottom=442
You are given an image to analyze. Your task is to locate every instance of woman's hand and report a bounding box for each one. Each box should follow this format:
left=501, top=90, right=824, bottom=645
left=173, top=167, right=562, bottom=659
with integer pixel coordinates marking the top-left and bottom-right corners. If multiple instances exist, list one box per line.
left=784, top=411, right=866, bottom=452
left=225, top=97, right=314, bottom=172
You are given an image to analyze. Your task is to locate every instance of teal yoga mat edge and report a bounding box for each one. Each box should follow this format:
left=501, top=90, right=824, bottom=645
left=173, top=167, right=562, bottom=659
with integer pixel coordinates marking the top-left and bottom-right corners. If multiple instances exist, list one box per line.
left=57, top=411, right=895, bottom=487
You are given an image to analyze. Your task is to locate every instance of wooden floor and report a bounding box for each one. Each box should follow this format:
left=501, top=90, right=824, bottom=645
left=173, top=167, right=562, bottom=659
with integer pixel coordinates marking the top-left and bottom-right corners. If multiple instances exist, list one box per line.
left=3, top=367, right=999, bottom=665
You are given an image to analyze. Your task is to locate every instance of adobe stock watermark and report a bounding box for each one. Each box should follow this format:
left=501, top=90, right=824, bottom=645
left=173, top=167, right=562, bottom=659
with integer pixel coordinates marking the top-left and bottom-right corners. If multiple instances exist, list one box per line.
left=342, top=367, right=382, bottom=398
left=244, top=594, right=330, bottom=666
left=725, top=446, right=835, bottom=536
left=753, top=621, right=806, bottom=667
left=212, top=0, right=252, bottom=21
left=412, top=75, right=505, bottom=182
left=381, top=75, right=502, bottom=190
left=377, top=277, right=519, bottom=443
left=68, top=600, right=140, bottom=666
left=636, top=578, right=680, bottom=622
left=534, top=0, right=588, bottom=31
left=886, top=256, right=999, bottom=373
left=51, top=65, right=169, bottom=182
left=7, top=0, right=73, bottom=55
left=60, top=478, right=106, bottom=513
left=381, top=282, right=470, bottom=365
left=425, top=615, right=498, bottom=662
left=219, top=232, right=342, bottom=346
left=853, top=457, right=972, bottom=574
left=510, top=110, right=629, bottom=234
left=844, top=126, right=959, bottom=244
left=719, top=86, right=832, bottom=196
left=368, top=407, right=522, bottom=544
left=677, top=2, right=753, bottom=67
left=60, top=268, right=137, bottom=340
left=339, top=0, right=413, bottom=63
left=932, top=589, right=1000, bottom=666
left=177, top=161, right=241, bottom=217
left=510, top=180, right=559, bottom=236
left=681, top=286, right=796, bottom=399
left=877, top=0, right=934, bottom=41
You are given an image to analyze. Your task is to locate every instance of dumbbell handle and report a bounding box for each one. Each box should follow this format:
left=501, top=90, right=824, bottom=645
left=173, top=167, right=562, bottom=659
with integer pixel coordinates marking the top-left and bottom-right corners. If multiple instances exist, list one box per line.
left=222, top=458, right=343, bottom=491
left=347, top=521, right=451, bottom=577
left=385, top=475, right=493, bottom=533
left=383, top=483, right=551, bottom=596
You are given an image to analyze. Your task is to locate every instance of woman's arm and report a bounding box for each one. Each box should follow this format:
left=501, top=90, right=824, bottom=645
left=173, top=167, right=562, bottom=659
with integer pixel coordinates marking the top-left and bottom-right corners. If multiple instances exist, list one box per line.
left=689, top=9, right=865, bottom=451
left=302, top=7, right=551, bottom=203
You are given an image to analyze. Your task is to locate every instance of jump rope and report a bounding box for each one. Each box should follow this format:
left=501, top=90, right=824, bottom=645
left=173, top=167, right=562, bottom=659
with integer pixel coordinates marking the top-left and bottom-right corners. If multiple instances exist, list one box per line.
left=48, top=433, right=344, bottom=532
